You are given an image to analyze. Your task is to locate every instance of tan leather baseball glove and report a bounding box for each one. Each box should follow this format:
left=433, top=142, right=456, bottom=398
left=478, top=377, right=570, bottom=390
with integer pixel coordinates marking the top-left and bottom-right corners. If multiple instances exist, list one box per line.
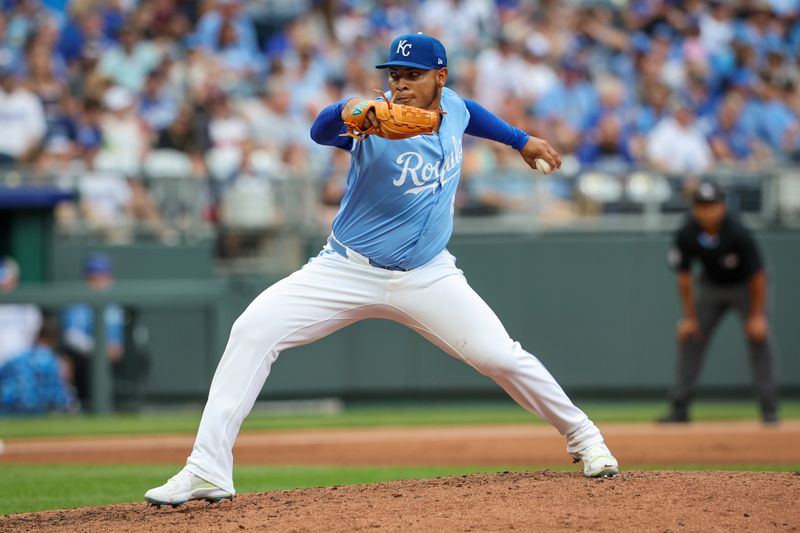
left=342, top=91, right=442, bottom=140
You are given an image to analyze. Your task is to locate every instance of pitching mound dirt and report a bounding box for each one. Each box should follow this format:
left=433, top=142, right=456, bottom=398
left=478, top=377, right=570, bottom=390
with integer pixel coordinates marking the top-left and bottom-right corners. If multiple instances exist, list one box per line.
left=3, top=471, right=799, bottom=532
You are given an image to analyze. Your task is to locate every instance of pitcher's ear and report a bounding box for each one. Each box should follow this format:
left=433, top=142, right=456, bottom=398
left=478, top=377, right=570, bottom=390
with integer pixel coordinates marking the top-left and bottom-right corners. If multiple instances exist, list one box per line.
left=437, top=67, right=448, bottom=87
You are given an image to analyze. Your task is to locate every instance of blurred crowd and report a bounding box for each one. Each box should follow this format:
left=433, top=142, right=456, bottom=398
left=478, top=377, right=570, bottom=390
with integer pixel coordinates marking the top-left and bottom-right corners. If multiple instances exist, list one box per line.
left=0, top=253, right=137, bottom=415
left=0, top=0, right=798, bottom=239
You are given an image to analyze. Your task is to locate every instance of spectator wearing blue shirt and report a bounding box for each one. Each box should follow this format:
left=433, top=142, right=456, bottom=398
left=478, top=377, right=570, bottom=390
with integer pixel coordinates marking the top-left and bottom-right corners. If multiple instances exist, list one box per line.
left=752, top=77, right=800, bottom=158
left=730, top=70, right=764, bottom=139
left=61, top=253, right=125, bottom=405
left=709, top=94, right=772, bottom=169
left=211, top=19, right=265, bottom=97
left=577, top=114, right=635, bottom=172
left=733, top=4, right=782, bottom=62
left=533, top=58, right=599, bottom=154
left=0, top=315, right=74, bottom=415
left=75, top=98, right=104, bottom=153
left=139, top=68, right=179, bottom=132
left=57, top=9, right=112, bottom=66
left=0, top=12, right=24, bottom=75
left=789, top=17, right=800, bottom=56
left=779, top=79, right=800, bottom=161
left=679, top=73, right=721, bottom=135
left=367, top=0, right=417, bottom=39
left=463, top=144, right=539, bottom=216
left=632, top=82, right=671, bottom=136
left=192, top=0, right=260, bottom=62
left=591, top=75, right=632, bottom=128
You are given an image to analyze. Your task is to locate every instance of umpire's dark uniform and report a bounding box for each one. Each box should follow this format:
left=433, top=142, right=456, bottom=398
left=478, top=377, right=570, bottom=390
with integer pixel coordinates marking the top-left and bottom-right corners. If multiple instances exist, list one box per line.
left=663, top=185, right=778, bottom=423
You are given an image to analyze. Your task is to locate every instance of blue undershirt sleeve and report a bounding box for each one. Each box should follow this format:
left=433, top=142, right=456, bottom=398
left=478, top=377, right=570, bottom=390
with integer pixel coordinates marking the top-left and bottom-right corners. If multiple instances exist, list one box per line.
left=310, top=97, right=354, bottom=151
left=464, top=99, right=529, bottom=151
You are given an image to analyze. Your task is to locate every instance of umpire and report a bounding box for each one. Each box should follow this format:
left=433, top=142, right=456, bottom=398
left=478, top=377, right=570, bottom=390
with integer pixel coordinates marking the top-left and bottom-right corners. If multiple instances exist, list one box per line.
left=660, top=182, right=778, bottom=424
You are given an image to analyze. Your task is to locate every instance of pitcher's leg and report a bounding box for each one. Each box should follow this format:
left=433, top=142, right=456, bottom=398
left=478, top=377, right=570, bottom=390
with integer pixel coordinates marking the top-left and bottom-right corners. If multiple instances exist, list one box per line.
left=390, top=265, right=601, bottom=453
left=186, top=256, right=378, bottom=493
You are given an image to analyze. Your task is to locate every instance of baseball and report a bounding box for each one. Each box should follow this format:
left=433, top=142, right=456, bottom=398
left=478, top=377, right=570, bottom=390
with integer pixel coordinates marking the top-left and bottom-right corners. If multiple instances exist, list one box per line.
left=535, top=158, right=552, bottom=174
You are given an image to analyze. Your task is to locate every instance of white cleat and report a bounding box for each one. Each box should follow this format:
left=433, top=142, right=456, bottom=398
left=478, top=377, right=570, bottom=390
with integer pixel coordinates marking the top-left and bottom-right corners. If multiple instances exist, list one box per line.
left=145, top=468, right=232, bottom=507
left=571, top=442, right=619, bottom=478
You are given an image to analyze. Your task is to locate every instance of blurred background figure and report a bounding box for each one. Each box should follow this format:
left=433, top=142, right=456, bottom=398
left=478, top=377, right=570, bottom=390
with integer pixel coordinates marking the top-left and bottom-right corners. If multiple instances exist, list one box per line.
left=0, top=0, right=794, bottom=410
left=97, top=24, right=161, bottom=93
left=0, top=257, right=42, bottom=369
left=60, top=252, right=125, bottom=408
left=0, top=257, right=72, bottom=416
left=708, top=93, right=773, bottom=170
left=646, top=100, right=713, bottom=177
left=0, top=0, right=795, bottom=248
left=532, top=58, right=598, bottom=155
left=662, top=182, right=778, bottom=424
left=0, top=313, right=75, bottom=415
left=0, top=52, right=45, bottom=166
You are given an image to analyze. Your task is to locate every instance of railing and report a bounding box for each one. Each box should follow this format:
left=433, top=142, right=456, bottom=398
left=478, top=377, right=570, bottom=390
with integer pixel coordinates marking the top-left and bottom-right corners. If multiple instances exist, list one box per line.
left=0, top=279, right=229, bottom=414
left=455, top=163, right=800, bottom=234
left=2, top=157, right=799, bottom=248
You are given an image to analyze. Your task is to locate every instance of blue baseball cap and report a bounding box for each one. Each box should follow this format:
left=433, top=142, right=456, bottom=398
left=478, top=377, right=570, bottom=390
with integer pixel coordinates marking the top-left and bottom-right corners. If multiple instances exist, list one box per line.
left=0, top=258, right=10, bottom=283
left=84, top=252, right=113, bottom=276
left=375, top=33, right=447, bottom=70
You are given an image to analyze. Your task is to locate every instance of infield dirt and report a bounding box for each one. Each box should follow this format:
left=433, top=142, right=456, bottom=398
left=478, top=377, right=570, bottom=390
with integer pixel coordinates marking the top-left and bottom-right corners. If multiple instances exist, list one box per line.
left=2, top=471, right=799, bottom=532
left=2, top=421, right=799, bottom=532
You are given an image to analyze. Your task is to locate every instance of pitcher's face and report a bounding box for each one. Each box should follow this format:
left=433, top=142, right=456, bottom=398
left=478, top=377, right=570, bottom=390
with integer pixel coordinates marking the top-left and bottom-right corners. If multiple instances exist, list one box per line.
left=387, top=67, right=447, bottom=111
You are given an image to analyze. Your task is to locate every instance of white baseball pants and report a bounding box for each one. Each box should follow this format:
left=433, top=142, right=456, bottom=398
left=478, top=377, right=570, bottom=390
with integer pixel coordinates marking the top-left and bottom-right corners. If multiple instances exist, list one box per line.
left=186, top=247, right=603, bottom=494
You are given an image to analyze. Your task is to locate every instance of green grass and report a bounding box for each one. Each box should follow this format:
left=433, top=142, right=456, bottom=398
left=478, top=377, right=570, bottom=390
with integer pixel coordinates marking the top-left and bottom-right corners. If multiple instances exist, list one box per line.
left=2, top=463, right=798, bottom=516
left=2, top=401, right=797, bottom=516
left=0, top=464, right=531, bottom=515
left=1, top=400, right=798, bottom=440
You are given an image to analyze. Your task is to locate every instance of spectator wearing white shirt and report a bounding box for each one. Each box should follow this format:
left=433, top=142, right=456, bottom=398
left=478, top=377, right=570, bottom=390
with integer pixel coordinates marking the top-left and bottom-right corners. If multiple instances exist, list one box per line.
left=0, top=257, right=42, bottom=368
left=516, top=35, right=558, bottom=103
left=98, top=85, right=149, bottom=177
left=474, top=34, right=526, bottom=113
left=90, top=86, right=165, bottom=240
left=646, top=101, right=713, bottom=176
left=237, top=81, right=308, bottom=152
left=699, top=1, right=734, bottom=55
left=0, top=57, right=45, bottom=165
left=418, top=0, right=498, bottom=54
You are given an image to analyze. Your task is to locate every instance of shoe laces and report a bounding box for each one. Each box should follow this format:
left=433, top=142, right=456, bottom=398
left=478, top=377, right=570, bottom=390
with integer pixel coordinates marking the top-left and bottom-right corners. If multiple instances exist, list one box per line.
left=163, top=469, right=195, bottom=489
left=576, top=443, right=612, bottom=461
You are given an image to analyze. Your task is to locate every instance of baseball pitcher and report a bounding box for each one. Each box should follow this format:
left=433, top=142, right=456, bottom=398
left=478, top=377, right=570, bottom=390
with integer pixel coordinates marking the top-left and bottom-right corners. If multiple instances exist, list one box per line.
left=145, top=34, right=619, bottom=507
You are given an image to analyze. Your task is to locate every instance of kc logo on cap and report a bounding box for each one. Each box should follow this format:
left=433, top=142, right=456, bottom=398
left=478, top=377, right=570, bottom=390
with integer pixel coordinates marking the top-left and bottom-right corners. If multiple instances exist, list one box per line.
left=376, top=33, right=448, bottom=71
left=397, top=40, right=412, bottom=57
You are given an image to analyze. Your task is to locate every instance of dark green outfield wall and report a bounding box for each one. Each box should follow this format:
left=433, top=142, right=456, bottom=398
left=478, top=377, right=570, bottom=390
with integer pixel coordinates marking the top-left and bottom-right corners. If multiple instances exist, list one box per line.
left=253, top=232, right=799, bottom=399
left=48, top=233, right=800, bottom=400
left=52, top=240, right=215, bottom=280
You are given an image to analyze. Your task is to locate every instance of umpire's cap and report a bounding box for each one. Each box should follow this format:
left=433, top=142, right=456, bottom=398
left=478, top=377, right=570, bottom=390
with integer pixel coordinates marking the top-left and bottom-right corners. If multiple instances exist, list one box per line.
left=693, top=181, right=726, bottom=204
left=375, top=33, right=447, bottom=70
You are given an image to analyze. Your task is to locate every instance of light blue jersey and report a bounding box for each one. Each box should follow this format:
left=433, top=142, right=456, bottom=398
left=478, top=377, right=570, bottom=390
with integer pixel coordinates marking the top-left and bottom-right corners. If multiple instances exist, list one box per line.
left=62, top=303, right=125, bottom=354
left=331, top=88, right=469, bottom=270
